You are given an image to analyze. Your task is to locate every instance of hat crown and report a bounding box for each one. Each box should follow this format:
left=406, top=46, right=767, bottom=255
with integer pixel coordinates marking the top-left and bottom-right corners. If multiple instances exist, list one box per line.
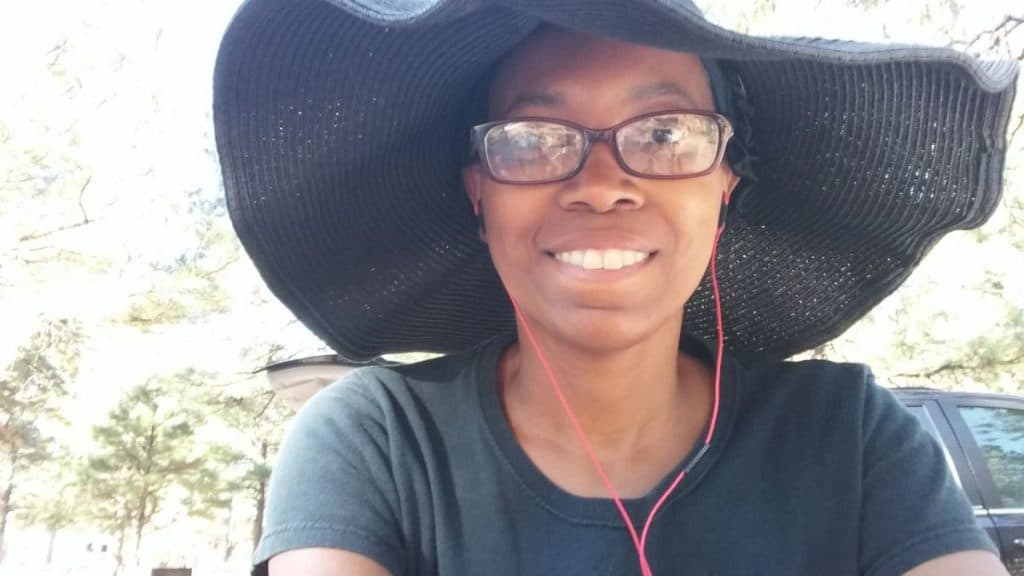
left=317, top=0, right=488, bottom=25
left=325, top=0, right=712, bottom=46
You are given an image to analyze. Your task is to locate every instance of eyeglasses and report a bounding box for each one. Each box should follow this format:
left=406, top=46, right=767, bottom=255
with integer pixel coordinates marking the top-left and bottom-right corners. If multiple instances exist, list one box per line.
left=470, top=110, right=733, bottom=185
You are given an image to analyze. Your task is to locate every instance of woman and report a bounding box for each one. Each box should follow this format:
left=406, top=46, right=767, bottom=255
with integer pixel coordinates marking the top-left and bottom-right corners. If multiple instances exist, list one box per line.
left=213, top=0, right=1018, bottom=574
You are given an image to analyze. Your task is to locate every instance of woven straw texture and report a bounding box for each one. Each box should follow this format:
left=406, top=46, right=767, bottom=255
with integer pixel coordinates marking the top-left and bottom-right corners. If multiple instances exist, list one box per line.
left=215, top=0, right=1018, bottom=363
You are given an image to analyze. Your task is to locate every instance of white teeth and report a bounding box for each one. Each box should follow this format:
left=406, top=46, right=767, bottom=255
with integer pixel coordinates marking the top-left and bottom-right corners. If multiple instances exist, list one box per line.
left=554, top=249, right=650, bottom=271
left=603, top=250, right=624, bottom=270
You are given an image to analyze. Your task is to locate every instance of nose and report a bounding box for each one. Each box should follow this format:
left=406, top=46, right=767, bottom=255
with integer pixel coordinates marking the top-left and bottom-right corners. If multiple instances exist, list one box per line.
left=557, top=141, right=644, bottom=213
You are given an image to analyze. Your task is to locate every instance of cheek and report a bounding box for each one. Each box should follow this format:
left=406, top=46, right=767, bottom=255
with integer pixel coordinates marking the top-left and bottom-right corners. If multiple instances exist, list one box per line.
left=480, top=193, right=544, bottom=260
left=661, top=196, right=722, bottom=275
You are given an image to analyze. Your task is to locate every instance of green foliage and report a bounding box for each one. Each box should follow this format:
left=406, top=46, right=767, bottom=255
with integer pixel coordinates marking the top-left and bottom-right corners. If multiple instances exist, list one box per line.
left=190, top=380, right=293, bottom=553
left=0, top=318, right=82, bottom=490
left=179, top=442, right=244, bottom=521
left=1002, top=195, right=1024, bottom=253
left=0, top=318, right=82, bottom=561
left=0, top=319, right=83, bottom=417
left=120, top=189, right=239, bottom=329
left=121, top=276, right=231, bottom=327
left=79, top=372, right=207, bottom=556
left=17, top=446, right=86, bottom=533
left=0, top=35, right=112, bottom=282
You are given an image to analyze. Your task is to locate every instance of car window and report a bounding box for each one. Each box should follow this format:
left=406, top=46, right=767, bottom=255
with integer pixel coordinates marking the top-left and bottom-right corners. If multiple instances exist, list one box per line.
left=960, top=406, right=1024, bottom=508
left=906, top=405, right=962, bottom=487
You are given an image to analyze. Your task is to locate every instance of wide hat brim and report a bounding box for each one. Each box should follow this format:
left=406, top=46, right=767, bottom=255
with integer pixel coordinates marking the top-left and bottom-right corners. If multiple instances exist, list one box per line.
left=214, top=0, right=1018, bottom=363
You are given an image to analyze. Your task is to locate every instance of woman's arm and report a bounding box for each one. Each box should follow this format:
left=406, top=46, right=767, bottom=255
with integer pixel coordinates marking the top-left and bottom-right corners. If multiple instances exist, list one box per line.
left=904, top=550, right=1008, bottom=575
left=253, top=373, right=405, bottom=575
left=853, top=371, right=1002, bottom=574
left=269, top=547, right=393, bottom=576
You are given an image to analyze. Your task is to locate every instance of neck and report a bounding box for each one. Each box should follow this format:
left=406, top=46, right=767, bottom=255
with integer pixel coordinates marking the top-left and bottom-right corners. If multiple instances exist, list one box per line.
left=500, top=315, right=711, bottom=461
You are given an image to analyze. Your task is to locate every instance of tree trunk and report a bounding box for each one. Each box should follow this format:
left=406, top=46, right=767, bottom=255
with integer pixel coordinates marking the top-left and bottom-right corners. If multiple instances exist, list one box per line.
left=135, top=424, right=157, bottom=567
left=252, top=479, right=266, bottom=553
left=114, top=506, right=129, bottom=576
left=251, top=441, right=268, bottom=553
left=222, top=501, right=234, bottom=562
left=134, top=488, right=147, bottom=566
left=46, top=526, right=57, bottom=564
left=0, top=450, right=18, bottom=565
left=113, top=502, right=131, bottom=573
left=0, top=490, right=10, bottom=565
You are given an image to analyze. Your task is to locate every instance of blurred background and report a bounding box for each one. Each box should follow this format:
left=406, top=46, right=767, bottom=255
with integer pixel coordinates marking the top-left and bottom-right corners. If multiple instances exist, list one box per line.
left=1, top=0, right=1021, bottom=574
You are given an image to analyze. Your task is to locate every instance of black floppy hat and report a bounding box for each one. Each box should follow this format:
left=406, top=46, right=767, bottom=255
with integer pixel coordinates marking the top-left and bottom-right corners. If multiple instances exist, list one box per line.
left=214, top=0, right=1018, bottom=364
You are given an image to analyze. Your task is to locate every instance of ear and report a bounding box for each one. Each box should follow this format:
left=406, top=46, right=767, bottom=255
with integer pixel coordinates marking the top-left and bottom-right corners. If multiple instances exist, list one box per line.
left=722, top=164, right=741, bottom=206
left=462, top=165, right=487, bottom=242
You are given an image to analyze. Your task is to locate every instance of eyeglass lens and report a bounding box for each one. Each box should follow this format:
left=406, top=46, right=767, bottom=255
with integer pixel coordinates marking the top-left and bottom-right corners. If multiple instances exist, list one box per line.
left=482, top=113, right=722, bottom=183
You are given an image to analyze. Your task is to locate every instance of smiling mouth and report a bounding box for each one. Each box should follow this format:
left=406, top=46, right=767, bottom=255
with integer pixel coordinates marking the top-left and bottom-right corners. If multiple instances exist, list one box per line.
left=550, top=249, right=654, bottom=271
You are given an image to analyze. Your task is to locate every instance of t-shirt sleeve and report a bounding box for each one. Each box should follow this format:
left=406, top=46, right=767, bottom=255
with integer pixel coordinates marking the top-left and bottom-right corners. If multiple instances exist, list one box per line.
left=251, top=370, right=403, bottom=576
left=857, top=372, right=997, bottom=576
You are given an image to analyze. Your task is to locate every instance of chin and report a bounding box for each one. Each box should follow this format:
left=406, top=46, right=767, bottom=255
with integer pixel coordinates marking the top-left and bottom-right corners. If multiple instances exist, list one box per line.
left=543, top=308, right=683, bottom=354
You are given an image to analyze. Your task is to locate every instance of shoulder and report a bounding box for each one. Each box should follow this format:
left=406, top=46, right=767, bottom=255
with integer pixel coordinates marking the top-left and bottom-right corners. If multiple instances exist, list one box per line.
left=729, top=357, right=916, bottom=450
left=256, top=341, right=504, bottom=576
left=743, top=357, right=873, bottom=389
left=293, top=342, right=490, bottom=440
left=736, top=357, right=881, bottom=414
left=316, top=342, right=485, bottom=401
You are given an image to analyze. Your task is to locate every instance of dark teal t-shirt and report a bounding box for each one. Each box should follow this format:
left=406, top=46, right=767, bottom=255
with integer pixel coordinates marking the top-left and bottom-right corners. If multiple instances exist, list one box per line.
left=252, top=336, right=994, bottom=575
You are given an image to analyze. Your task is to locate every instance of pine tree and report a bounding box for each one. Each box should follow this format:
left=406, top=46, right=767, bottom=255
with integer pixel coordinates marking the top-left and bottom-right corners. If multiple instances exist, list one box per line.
left=80, top=373, right=203, bottom=570
left=0, top=319, right=82, bottom=562
left=17, top=446, right=85, bottom=566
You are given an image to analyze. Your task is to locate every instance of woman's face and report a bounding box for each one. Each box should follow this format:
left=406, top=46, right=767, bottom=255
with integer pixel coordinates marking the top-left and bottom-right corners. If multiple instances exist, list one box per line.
left=464, top=27, right=737, bottom=353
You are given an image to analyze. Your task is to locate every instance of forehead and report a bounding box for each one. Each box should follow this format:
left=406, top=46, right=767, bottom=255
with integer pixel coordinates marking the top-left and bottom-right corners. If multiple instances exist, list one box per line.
left=488, top=26, right=714, bottom=120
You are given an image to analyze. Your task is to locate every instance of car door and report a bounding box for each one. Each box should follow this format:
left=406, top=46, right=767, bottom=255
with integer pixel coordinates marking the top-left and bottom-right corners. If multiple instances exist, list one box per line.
left=900, top=395, right=1001, bottom=548
left=942, top=394, right=1024, bottom=576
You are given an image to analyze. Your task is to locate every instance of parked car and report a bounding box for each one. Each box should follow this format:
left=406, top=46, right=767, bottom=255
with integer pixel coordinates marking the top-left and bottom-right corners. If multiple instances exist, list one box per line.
left=264, top=359, right=1024, bottom=573
left=894, top=387, right=1024, bottom=574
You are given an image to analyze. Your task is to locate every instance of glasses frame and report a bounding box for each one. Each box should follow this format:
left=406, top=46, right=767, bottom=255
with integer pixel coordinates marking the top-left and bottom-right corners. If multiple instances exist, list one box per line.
left=470, top=109, right=734, bottom=185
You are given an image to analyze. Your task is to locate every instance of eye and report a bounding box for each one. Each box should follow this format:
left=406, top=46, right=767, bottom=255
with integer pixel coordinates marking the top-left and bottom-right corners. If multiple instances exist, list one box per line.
left=482, top=121, right=585, bottom=181
left=648, top=127, right=678, bottom=145
left=489, top=122, right=577, bottom=150
left=616, top=113, right=721, bottom=176
left=508, top=132, right=540, bottom=148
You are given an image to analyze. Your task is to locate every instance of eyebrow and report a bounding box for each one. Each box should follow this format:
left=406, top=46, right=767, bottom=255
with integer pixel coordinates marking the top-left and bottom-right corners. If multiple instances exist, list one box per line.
left=629, top=81, right=699, bottom=107
left=501, top=81, right=699, bottom=117
left=502, top=92, right=565, bottom=117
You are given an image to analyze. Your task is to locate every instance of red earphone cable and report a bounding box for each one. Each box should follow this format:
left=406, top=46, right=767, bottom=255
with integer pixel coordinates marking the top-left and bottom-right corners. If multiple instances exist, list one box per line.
left=508, top=223, right=727, bottom=576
